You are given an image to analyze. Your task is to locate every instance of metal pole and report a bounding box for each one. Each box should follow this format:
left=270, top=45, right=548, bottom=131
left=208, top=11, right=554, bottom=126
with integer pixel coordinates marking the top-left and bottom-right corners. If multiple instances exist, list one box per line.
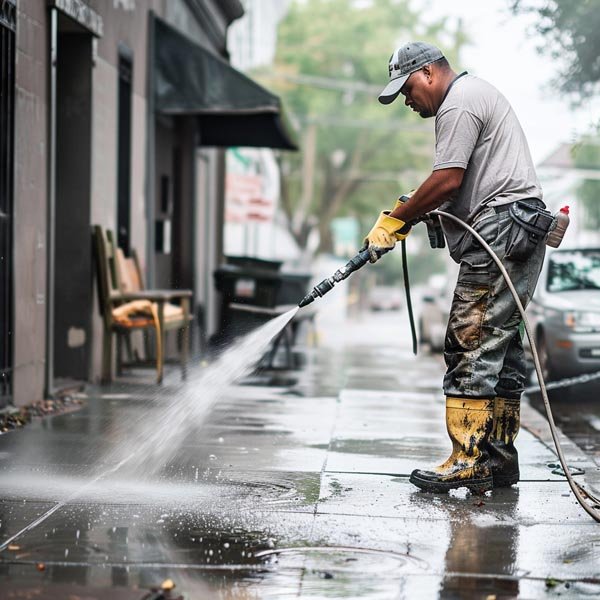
left=145, top=12, right=156, bottom=288
left=45, top=7, right=57, bottom=398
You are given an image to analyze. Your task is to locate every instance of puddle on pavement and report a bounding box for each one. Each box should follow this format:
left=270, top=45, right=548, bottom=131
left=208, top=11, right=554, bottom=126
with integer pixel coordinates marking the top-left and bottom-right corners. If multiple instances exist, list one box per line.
left=255, top=546, right=429, bottom=598
left=2, top=536, right=431, bottom=599
left=0, top=507, right=313, bottom=598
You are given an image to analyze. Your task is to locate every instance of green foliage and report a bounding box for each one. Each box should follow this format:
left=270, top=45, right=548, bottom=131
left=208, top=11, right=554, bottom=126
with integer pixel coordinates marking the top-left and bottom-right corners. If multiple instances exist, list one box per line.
left=511, top=0, right=600, bottom=100
left=572, top=136, right=600, bottom=228
left=258, top=0, right=466, bottom=256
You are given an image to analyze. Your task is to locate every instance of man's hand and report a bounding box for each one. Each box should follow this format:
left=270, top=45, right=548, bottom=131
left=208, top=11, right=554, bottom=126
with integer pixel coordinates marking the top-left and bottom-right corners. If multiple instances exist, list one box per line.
left=363, top=211, right=411, bottom=263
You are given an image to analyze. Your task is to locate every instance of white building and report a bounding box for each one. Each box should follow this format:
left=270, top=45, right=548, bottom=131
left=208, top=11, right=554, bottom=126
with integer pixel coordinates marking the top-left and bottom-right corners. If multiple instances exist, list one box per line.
left=538, top=143, right=600, bottom=248
left=228, top=0, right=291, bottom=71
left=225, top=0, right=299, bottom=261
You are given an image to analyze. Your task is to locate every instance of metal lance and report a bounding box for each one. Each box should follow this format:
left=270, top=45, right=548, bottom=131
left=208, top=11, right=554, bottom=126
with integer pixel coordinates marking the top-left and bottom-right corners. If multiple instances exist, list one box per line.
left=298, top=248, right=379, bottom=308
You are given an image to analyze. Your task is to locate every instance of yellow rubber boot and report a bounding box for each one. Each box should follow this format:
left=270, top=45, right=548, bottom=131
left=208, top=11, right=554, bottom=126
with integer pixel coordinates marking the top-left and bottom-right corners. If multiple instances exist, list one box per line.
left=410, top=398, right=494, bottom=493
left=487, top=397, right=520, bottom=487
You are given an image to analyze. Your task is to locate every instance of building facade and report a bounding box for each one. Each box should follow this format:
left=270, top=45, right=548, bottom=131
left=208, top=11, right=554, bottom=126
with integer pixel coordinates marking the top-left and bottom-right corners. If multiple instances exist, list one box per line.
left=224, top=0, right=299, bottom=262
left=3, top=0, right=294, bottom=407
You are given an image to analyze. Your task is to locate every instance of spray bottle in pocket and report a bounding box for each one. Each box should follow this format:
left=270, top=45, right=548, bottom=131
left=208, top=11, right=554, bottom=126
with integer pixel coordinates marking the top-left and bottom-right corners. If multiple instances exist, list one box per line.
left=546, top=206, right=570, bottom=248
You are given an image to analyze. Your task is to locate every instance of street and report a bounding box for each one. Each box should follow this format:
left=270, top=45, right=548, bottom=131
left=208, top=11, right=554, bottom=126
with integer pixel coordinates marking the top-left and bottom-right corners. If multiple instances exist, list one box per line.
left=1, top=309, right=599, bottom=599
left=529, top=382, right=600, bottom=465
left=2, top=1, right=600, bottom=597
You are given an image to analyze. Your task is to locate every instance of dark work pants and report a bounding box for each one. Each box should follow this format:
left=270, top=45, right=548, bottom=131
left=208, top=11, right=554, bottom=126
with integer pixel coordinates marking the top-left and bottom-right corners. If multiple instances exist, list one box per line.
left=443, top=207, right=546, bottom=400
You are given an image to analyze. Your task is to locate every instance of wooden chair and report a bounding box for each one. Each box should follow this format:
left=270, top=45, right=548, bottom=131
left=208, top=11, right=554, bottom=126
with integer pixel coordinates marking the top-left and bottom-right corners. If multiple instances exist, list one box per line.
left=93, top=225, right=192, bottom=384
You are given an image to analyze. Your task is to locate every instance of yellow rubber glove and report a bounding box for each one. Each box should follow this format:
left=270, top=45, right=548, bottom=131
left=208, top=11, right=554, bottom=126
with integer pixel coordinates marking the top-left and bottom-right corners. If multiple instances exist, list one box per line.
left=363, top=211, right=410, bottom=263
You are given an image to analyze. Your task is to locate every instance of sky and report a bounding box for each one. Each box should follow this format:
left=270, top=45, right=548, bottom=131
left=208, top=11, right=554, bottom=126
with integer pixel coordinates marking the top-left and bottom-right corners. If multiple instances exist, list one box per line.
left=415, top=0, right=600, bottom=165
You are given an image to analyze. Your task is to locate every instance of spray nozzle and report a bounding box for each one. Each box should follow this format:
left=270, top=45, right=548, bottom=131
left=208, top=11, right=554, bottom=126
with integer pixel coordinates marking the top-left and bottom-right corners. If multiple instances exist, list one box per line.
left=298, top=248, right=374, bottom=308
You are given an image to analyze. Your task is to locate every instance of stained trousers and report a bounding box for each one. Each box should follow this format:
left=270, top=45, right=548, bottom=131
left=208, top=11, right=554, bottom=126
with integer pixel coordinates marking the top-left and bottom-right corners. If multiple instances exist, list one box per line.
left=443, top=206, right=546, bottom=400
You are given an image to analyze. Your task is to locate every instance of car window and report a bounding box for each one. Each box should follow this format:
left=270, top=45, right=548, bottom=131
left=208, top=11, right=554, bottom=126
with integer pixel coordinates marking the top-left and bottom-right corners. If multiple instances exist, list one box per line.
left=547, top=250, right=600, bottom=292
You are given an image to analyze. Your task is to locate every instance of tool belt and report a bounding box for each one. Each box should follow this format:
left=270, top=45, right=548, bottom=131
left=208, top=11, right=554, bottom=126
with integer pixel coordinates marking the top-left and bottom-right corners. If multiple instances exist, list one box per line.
left=423, top=213, right=446, bottom=249
left=505, top=199, right=553, bottom=261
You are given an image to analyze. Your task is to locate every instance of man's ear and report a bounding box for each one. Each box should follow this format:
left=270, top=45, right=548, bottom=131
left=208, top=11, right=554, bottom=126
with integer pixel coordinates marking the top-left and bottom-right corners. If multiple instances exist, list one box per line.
left=422, top=64, right=433, bottom=82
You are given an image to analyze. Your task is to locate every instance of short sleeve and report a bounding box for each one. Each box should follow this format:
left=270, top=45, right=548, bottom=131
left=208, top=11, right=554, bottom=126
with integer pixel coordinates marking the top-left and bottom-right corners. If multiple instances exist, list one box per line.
left=433, top=106, right=483, bottom=171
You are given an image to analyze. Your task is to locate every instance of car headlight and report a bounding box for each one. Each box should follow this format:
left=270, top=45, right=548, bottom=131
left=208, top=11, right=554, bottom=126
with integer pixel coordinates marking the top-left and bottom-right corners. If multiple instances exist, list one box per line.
left=564, top=311, right=600, bottom=332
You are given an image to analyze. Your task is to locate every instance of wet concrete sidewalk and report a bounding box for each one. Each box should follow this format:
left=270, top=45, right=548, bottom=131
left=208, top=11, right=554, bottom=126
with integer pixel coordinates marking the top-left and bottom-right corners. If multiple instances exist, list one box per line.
left=1, top=312, right=600, bottom=598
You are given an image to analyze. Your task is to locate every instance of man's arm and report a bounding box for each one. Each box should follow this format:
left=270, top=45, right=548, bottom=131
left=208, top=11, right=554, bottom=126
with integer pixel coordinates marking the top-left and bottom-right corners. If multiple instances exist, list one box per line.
left=389, top=167, right=464, bottom=223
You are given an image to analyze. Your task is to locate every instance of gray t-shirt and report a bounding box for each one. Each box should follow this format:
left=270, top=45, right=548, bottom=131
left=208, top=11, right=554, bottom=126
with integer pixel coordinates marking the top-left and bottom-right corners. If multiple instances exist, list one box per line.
left=433, top=74, right=542, bottom=261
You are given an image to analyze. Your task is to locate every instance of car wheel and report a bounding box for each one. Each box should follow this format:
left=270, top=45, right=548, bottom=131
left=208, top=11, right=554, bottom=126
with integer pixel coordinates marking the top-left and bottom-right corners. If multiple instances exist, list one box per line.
left=537, top=332, right=554, bottom=382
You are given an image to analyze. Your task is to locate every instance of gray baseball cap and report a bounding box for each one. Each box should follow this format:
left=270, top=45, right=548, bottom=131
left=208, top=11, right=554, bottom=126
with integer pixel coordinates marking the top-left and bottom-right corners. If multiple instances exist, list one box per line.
left=378, top=42, right=444, bottom=105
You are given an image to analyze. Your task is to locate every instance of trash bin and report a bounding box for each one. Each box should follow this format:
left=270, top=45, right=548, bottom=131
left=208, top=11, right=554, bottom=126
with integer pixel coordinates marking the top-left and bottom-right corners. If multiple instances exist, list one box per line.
left=276, top=273, right=312, bottom=305
left=212, top=256, right=311, bottom=346
left=215, top=256, right=283, bottom=308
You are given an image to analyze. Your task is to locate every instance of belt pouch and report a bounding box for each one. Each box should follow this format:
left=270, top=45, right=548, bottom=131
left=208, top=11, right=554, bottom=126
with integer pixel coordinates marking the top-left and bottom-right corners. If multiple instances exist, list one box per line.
left=505, top=200, right=554, bottom=261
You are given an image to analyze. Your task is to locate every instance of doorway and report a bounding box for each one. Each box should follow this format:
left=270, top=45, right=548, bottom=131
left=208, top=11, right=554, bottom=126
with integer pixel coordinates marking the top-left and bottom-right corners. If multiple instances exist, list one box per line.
left=51, top=14, right=93, bottom=385
left=0, top=0, right=16, bottom=407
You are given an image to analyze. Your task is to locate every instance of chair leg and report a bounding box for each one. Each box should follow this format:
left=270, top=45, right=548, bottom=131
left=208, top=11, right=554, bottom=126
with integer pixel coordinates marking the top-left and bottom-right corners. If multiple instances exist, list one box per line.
left=102, top=328, right=113, bottom=383
left=180, top=298, right=190, bottom=381
left=143, top=329, right=152, bottom=362
left=156, top=303, right=165, bottom=385
left=116, top=333, right=123, bottom=376
left=181, top=323, right=190, bottom=380
left=124, top=333, right=134, bottom=363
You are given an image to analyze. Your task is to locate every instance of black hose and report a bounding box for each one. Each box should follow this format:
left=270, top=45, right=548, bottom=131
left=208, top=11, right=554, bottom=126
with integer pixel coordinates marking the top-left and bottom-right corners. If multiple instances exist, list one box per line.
left=401, top=239, right=417, bottom=355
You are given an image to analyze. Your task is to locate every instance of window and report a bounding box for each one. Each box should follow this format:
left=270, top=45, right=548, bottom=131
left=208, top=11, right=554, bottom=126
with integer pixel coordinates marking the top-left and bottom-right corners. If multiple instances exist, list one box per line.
left=547, top=250, right=600, bottom=292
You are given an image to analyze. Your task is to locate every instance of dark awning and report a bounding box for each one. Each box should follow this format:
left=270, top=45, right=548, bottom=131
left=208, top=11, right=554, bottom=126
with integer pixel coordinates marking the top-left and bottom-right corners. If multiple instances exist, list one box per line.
left=153, top=17, right=298, bottom=150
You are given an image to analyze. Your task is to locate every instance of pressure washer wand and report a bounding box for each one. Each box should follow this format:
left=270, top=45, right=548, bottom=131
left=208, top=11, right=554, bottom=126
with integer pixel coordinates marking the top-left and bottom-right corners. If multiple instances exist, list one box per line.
left=298, top=247, right=387, bottom=308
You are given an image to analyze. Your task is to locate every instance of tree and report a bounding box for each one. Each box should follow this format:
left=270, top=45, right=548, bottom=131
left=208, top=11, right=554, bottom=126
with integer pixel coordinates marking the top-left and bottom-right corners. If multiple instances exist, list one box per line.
left=511, top=0, right=600, bottom=99
left=256, top=0, right=466, bottom=260
left=573, top=135, right=600, bottom=229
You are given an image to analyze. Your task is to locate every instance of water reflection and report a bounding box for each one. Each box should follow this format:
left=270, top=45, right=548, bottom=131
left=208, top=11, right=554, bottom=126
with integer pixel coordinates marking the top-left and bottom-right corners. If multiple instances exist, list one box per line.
left=440, top=489, right=520, bottom=599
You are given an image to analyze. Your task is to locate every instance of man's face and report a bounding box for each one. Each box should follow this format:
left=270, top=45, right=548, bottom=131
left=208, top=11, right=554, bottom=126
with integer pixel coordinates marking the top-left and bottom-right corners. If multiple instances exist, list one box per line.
left=400, top=69, right=436, bottom=119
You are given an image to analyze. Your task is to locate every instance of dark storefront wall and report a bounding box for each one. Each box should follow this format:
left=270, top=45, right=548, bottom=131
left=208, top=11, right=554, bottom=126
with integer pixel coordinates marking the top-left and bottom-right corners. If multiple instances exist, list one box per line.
left=0, top=0, right=16, bottom=407
left=153, top=114, right=196, bottom=294
left=117, top=44, right=133, bottom=256
left=173, top=116, right=196, bottom=293
left=153, top=115, right=176, bottom=290
left=52, top=17, right=93, bottom=383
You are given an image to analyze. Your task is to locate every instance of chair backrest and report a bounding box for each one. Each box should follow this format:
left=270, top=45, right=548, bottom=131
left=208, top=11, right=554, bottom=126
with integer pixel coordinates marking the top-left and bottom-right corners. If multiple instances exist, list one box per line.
left=131, top=248, right=146, bottom=290
left=93, top=225, right=122, bottom=323
left=115, top=247, right=143, bottom=293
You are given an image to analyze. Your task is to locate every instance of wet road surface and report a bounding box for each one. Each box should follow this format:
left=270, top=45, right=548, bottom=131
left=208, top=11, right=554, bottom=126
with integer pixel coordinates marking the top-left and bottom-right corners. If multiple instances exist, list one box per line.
left=1, top=311, right=599, bottom=598
left=528, top=380, right=600, bottom=465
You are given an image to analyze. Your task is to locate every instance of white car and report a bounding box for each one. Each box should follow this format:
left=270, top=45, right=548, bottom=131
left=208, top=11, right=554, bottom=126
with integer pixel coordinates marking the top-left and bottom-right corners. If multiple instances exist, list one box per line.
left=368, top=286, right=403, bottom=311
left=419, top=274, right=454, bottom=353
left=526, top=247, right=600, bottom=381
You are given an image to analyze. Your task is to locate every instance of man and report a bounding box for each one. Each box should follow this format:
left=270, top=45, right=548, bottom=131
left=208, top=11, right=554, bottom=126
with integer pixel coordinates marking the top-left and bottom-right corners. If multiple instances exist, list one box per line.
left=365, top=42, right=547, bottom=493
